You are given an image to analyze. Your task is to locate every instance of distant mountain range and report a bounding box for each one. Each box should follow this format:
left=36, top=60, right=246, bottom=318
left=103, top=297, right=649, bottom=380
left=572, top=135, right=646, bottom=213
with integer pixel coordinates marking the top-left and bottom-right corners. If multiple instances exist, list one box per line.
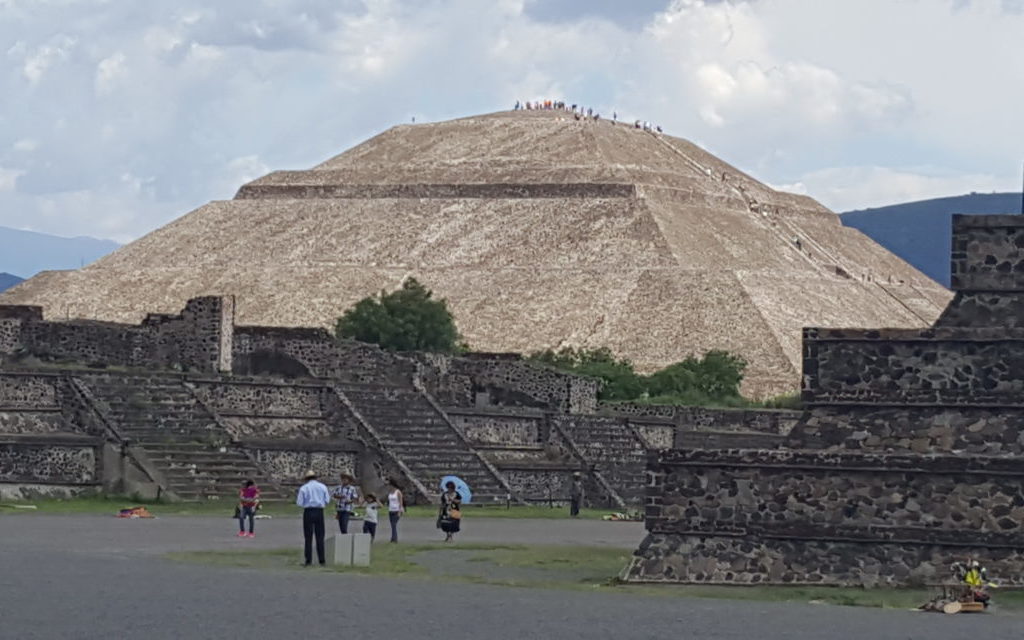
left=841, top=192, right=1022, bottom=287
left=0, top=273, right=23, bottom=293
left=0, top=226, right=120, bottom=283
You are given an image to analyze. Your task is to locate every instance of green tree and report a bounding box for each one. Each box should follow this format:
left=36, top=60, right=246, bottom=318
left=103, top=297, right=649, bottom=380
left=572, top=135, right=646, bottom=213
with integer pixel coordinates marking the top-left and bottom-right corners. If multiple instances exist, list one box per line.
left=530, top=347, right=645, bottom=401
left=646, top=350, right=747, bottom=403
left=336, top=278, right=462, bottom=353
left=533, top=346, right=748, bottom=406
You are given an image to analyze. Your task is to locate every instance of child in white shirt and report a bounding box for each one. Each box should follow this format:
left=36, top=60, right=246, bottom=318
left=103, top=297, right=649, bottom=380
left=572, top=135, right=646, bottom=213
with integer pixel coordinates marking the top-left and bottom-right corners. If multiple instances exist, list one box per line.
left=362, top=494, right=380, bottom=540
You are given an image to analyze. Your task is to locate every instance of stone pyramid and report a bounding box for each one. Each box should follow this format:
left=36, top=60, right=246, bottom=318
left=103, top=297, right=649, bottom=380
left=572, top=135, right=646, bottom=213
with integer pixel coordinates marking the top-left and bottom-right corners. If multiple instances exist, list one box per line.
left=0, top=110, right=950, bottom=396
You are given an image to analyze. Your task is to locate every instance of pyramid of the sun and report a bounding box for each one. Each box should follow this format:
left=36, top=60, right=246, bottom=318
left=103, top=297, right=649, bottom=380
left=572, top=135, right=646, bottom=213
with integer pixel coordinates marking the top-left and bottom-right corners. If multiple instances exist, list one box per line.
left=1, top=110, right=950, bottom=396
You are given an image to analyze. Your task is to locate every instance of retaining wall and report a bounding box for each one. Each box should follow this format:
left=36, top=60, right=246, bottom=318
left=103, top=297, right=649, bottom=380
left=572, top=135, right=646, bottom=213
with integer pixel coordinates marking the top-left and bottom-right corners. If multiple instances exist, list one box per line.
left=626, top=449, right=1024, bottom=586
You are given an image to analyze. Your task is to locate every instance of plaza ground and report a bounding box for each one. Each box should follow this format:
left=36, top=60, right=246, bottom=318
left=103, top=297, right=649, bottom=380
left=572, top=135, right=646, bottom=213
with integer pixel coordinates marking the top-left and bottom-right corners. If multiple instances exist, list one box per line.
left=1, top=512, right=1022, bottom=640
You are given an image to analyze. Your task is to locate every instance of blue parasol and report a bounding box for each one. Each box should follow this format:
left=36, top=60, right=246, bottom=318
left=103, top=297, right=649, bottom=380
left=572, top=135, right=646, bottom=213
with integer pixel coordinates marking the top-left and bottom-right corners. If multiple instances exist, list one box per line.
left=440, top=475, right=472, bottom=504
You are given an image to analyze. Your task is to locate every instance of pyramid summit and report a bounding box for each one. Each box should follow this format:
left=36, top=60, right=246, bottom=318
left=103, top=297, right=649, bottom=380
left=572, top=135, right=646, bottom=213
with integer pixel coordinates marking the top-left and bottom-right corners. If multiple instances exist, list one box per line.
left=0, top=109, right=950, bottom=396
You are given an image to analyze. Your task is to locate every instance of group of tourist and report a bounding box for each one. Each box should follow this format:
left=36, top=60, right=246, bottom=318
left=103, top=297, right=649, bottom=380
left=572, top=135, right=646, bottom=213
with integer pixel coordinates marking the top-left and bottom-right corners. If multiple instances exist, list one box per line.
left=291, top=471, right=411, bottom=565
left=514, top=99, right=603, bottom=121
left=512, top=99, right=663, bottom=132
left=237, top=470, right=585, bottom=565
left=276, top=471, right=464, bottom=565
left=329, top=472, right=405, bottom=542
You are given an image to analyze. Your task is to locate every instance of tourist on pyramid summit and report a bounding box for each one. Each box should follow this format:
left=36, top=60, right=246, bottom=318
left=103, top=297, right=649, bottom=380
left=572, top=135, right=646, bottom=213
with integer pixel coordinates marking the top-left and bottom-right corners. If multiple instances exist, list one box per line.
left=296, top=470, right=330, bottom=566
left=387, top=478, right=405, bottom=543
left=332, top=472, right=360, bottom=534
left=438, top=481, right=462, bottom=542
left=237, top=479, right=260, bottom=537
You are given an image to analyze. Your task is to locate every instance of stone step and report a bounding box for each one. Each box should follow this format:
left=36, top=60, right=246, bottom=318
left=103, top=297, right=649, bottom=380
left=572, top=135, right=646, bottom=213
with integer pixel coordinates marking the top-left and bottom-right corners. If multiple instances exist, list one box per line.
left=163, top=467, right=265, bottom=478
left=90, top=388, right=193, bottom=399
left=674, top=431, right=786, bottom=449
left=353, top=410, right=441, bottom=421
left=114, top=421, right=217, bottom=430
left=378, top=432, right=463, bottom=444
left=393, top=449, right=482, bottom=462
left=110, top=411, right=201, bottom=420
left=145, top=447, right=247, bottom=457
left=139, top=441, right=224, bottom=450
left=119, top=429, right=220, bottom=439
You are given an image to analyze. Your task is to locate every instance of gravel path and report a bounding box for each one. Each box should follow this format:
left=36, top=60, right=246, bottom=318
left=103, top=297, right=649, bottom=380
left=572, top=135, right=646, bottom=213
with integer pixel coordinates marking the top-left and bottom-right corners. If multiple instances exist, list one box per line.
left=1, top=514, right=1021, bottom=640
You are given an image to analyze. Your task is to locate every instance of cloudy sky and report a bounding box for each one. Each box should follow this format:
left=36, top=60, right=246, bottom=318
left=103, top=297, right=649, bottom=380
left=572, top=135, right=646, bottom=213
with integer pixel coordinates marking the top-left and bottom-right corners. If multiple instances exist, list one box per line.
left=1, top=0, right=1022, bottom=242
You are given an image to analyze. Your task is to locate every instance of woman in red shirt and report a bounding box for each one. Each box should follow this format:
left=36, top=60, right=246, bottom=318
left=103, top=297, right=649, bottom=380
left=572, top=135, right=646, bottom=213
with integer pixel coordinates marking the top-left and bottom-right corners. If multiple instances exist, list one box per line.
left=238, top=479, right=260, bottom=538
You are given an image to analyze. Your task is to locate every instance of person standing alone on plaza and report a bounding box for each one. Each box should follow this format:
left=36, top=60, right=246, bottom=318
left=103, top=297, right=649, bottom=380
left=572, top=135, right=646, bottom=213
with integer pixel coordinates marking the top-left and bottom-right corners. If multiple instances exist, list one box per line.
left=569, top=472, right=584, bottom=518
left=387, top=478, right=405, bottom=543
left=332, top=472, right=359, bottom=534
left=296, top=470, right=330, bottom=566
left=237, top=479, right=260, bottom=537
left=438, top=481, right=462, bottom=543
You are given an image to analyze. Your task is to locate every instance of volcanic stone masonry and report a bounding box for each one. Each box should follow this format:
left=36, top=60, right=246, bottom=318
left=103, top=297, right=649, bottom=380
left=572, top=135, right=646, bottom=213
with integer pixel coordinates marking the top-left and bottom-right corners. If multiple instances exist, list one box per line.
left=625, top=215, right=1024, bottom=587
left=0, top=296, right=793, bottom=503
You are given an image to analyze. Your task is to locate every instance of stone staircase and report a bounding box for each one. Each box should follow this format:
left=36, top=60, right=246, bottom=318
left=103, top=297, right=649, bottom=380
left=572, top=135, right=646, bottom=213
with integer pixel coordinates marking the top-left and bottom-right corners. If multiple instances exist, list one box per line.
left=555, top=417, right=648, bottom=504
left=77, top=374, right=283, bottom=501
left=334, top=380, right=513, bottom=504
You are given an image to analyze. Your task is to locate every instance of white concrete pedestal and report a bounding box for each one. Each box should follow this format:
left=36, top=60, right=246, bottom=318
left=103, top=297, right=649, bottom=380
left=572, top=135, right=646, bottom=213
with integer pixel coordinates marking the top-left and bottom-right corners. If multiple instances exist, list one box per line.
left=326, top=533, right=372, bottom=566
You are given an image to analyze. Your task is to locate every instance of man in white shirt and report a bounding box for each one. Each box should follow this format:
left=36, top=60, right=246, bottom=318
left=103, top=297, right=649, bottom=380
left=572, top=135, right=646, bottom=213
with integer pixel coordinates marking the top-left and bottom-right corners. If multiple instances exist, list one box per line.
left=295, top=469, right=330, bottom=566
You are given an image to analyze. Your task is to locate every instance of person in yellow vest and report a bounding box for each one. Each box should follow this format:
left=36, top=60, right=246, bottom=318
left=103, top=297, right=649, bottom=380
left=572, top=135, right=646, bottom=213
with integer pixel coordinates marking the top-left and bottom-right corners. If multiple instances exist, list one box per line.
left=953, top=559, right=992, bottom=607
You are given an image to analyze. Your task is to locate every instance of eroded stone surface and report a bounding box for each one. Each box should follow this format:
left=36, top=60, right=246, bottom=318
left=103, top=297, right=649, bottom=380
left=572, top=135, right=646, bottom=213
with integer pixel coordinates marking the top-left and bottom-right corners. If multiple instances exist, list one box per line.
left=0, top=110, right=949, bottom=397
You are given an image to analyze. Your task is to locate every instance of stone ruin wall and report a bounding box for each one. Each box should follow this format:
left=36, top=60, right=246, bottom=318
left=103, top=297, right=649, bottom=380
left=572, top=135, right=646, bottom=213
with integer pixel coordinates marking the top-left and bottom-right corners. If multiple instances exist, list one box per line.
left=939, top=215, right=1024, bottom=328
left=189, top=377, right=366, bottom=490
left=0, top=372, right=102, bottom=498
left=627, top=215, right=1024, bottom=587
left=418, top=353, right=600, bottom=414
left=232, top=325, right=416, bottom=384
left=601, top=403, right=797, bottom=436
left=0, top=297, right=233, bottom=374
left=627, top=449, right=1024, bottom=586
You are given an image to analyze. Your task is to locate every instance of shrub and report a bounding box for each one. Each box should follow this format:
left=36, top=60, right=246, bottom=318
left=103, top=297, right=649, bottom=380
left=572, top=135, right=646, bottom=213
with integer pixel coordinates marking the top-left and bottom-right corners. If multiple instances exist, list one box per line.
left=336, top=278, right=462, bottom=353
left=530, top=346, right=748, bottom=406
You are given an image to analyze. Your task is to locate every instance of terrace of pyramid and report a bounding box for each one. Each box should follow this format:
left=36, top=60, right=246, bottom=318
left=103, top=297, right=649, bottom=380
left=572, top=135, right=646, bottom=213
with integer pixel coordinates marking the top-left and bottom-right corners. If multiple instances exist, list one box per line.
left=0, top=109, right=951, bottom=396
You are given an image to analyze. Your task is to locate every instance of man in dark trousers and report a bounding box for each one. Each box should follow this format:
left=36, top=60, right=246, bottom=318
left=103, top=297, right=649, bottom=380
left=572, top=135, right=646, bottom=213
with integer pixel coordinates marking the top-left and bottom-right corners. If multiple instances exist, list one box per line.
left=569, top=472, right=584, bottom=517
left=295, top=469, right=330, bottom=566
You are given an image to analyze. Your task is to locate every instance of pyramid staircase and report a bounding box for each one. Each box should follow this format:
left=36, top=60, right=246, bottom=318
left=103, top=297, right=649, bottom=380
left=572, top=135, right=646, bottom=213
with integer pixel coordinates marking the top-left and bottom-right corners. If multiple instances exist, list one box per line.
left=332, top=379, right=516, bottom=505
left=75, top=373, right=284, bottom=501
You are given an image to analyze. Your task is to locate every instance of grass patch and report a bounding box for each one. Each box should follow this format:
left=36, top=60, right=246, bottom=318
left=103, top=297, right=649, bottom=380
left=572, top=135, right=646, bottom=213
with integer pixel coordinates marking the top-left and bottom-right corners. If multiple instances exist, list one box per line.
left=0, top=496, right=297, bottom=518
left=402, top=504, right=615, bottom=520
left=0, top=496, right=618, bottom=521
left=168, top=542, right=528, bottom=578
left=166, top=543, right=1024, bottom=613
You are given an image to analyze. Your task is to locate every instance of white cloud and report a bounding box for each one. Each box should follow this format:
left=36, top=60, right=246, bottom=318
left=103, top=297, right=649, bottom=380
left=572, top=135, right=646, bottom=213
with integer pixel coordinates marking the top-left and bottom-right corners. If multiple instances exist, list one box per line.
left=784, top=166, right=1018, bottom=213
left=0, top=0, right=1021, bottom=242
left=0, top=168, right=24, bottom=192
left=95, top=51, right=127, bottom=95
left=20, top=34, right=76, bottom=84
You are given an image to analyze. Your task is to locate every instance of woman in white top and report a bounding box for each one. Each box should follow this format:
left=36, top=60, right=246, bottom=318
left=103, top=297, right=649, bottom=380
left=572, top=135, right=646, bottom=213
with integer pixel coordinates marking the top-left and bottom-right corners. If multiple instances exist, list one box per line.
left=387, top=478, right=405, bottom=543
